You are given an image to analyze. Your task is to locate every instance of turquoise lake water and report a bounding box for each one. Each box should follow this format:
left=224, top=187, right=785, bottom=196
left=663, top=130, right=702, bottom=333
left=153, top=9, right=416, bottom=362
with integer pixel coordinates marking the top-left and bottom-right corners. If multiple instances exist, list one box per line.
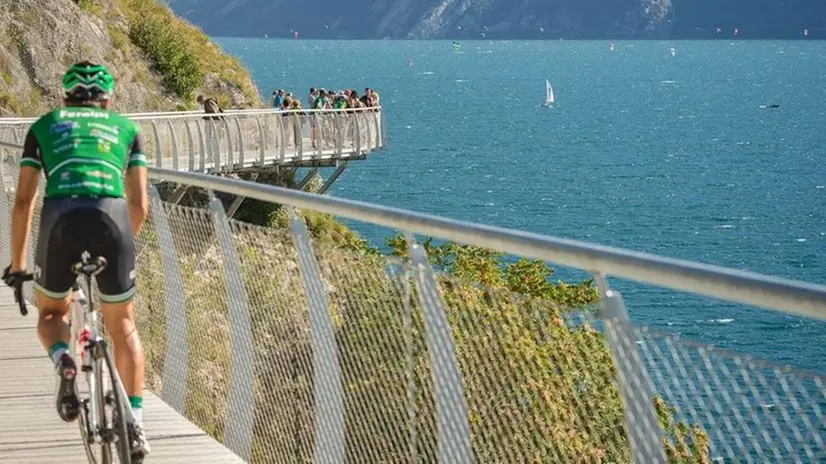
left=216, top=39, right=826, bottom=372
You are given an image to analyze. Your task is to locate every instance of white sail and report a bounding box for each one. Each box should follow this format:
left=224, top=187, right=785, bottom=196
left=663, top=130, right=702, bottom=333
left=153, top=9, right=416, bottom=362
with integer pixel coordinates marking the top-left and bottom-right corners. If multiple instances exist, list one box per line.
left=544, top=80, right=555, bottom=105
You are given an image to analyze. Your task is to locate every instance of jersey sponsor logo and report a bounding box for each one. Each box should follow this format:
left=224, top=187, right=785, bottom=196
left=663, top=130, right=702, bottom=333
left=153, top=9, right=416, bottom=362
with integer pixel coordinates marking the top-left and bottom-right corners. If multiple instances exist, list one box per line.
left=57, top=181, right=115, bottom=192
left=90, top=129, right=119, bottom=145
left=58, top=109, right=110, bottom=120
left=54, top=140, right=80, bottom=154
left=49, top=121, right=80, bottom=134
left=88, top=122, right=119, bottom=135
left=87, top=170, right=113, bottom=180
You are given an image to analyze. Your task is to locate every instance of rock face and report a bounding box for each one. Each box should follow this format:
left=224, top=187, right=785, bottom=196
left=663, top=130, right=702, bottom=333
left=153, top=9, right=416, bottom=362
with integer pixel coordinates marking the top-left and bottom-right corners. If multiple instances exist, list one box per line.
left=166, top=0, right=822, bottom=40
left=0, top=0, right=262, bottom=117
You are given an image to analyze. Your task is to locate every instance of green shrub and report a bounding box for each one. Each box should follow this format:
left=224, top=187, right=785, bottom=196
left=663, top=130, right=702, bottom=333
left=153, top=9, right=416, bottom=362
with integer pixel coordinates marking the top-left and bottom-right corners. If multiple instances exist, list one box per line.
left=128, top=16, right=201, bottom=99
left=77, top=0, right=102, bottom=15
left=107, top=25, right=130, bottom=53
left=115, top=0, right=261, bottom=106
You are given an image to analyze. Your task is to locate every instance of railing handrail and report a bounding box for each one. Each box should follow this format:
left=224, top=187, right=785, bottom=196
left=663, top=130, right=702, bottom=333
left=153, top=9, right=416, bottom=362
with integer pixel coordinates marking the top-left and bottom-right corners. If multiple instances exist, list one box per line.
left=3, top=130, right=822, bottom=319
left=145, top=167, right=826, bottom=321
left=0, top=106, right=383, bottom=124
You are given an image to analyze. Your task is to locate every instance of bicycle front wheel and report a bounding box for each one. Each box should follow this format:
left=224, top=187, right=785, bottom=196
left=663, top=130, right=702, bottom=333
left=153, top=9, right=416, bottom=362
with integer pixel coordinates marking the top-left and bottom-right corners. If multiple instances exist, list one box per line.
left=100, top=344, right=132, bottom=464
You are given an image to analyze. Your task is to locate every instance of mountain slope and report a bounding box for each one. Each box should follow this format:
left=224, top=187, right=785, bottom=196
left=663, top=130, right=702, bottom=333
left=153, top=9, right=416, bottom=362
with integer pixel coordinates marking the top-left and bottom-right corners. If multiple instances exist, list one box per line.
left=0, top=0, right=262, bottom=117
left=166, top=0, right=821, bottom=39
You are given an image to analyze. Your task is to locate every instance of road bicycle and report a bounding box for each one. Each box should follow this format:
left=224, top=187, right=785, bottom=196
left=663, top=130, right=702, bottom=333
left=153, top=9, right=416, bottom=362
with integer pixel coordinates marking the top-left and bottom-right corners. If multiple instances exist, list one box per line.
left=9, top=252, right=136, bottom=463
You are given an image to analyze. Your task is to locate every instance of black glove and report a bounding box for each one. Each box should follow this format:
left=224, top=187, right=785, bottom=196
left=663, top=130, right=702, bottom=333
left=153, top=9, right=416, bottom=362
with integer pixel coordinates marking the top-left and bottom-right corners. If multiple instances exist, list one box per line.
left=2, top=265, right=26, bottom=288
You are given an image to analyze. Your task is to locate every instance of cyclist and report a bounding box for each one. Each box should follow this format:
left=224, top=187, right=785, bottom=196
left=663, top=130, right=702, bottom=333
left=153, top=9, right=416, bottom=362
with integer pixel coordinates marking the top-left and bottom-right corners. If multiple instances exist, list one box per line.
left=1, top=61, right=150, bottom=459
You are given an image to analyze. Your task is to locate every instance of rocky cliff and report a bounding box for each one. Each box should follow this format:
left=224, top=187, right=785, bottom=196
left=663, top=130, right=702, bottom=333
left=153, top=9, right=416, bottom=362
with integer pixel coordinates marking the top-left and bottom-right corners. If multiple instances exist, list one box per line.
left=0, top=0, right=262, bottom=117
left=166, top=0, right=822, bottom=40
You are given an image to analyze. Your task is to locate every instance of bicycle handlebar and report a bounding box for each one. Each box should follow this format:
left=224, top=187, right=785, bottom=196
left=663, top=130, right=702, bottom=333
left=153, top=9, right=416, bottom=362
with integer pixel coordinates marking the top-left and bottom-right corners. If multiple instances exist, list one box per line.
left=5, top=255, right=105, bottom=316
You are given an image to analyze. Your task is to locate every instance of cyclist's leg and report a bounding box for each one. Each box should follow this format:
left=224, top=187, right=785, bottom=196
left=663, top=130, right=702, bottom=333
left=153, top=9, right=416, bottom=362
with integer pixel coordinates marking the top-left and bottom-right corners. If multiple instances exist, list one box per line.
left=93, top=198, right=149, bottom=456
left=92, top=199, right=145, bottom=416
left=32, top=199, right=80, bottom=422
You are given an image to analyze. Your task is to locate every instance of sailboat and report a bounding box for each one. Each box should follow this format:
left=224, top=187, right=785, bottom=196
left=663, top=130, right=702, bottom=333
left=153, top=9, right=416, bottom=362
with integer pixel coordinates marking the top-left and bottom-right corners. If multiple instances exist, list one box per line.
left=542, top=80, right=555, bottom=107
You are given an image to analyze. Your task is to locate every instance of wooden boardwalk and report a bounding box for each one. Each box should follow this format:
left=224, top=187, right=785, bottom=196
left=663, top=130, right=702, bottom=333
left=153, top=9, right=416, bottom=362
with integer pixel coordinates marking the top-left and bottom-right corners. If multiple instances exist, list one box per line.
left=0, top=287, right=244, bottom=463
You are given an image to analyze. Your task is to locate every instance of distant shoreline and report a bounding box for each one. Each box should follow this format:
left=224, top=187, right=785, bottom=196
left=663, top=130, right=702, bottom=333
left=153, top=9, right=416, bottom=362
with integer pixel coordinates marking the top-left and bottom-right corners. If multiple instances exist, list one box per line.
left=213, top=36, right=825, bottom=42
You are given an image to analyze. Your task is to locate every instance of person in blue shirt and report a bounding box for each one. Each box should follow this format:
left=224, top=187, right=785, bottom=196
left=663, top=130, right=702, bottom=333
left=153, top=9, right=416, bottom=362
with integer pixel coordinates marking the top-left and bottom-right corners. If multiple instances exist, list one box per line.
left=271, top=89, right=284, bottom=109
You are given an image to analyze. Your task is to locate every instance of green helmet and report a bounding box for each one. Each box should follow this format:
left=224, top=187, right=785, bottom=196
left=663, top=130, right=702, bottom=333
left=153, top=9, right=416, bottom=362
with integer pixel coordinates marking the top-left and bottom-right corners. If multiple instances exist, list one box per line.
left=62, top=61, right=114, bottom=101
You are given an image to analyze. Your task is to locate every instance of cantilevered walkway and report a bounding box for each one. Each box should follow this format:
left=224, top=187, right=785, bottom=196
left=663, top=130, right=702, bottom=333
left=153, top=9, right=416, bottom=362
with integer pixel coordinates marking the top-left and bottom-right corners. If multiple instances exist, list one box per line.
left=0, top=108, right=385, bottom=191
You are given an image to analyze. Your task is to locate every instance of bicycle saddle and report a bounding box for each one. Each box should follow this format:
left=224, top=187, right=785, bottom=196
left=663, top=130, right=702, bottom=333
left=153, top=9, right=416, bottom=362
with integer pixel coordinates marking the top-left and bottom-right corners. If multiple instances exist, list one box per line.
left=72, top=255, right=108, bottom=277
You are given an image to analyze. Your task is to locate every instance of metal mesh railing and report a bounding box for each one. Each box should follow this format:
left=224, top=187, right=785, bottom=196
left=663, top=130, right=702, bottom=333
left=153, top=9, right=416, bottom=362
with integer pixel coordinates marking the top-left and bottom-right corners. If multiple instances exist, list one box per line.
left=637, top=327, right=826, bottom=462
left=125, top=192, right=826, bottom=463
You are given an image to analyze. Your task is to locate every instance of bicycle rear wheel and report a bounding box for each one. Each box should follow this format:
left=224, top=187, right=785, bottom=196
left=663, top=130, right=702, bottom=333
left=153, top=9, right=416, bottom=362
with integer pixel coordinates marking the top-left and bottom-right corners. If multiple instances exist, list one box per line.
left=78, top=397, right=98, bottom=463
left=74, top=353, right=114, bottom=463
left=101, top=344, right=132, bottom=464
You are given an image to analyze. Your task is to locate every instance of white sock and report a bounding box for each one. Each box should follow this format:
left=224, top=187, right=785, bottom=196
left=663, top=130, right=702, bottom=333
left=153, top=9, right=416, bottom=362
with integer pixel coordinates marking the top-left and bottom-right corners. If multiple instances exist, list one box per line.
left=50, top=347, right=68, bottom=368
left=132, top=407, right=143, bottom=427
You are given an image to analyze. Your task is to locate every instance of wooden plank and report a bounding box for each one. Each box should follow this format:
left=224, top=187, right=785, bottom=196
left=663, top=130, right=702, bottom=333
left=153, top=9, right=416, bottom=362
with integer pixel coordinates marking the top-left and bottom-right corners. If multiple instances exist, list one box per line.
left=0, top=435, right=244, bottom=463
left=0, top=357, right=54, bottom=396
left=0, top=326, right=46, bottom=359
left=0, top=287, right=245, bottom=462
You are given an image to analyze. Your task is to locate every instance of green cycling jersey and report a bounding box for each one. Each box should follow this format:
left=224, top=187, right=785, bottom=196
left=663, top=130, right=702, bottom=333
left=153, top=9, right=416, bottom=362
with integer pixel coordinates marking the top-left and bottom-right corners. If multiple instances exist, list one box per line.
left=20, top=106, right=147, bottom=199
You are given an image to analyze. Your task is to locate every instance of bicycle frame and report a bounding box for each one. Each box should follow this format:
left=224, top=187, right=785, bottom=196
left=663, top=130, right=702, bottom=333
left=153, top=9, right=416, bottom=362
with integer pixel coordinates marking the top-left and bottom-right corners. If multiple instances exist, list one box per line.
left=70, top=256, right=136, bottom=445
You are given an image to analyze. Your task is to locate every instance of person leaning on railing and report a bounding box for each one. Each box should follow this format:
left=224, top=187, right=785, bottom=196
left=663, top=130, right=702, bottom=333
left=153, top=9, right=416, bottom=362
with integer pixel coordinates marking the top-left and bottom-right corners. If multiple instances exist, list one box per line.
left=289, top=98, right=304, bottom=147
left=0, top=61, right=151, bottom=460
left=197, top=94, right=224, bottom=161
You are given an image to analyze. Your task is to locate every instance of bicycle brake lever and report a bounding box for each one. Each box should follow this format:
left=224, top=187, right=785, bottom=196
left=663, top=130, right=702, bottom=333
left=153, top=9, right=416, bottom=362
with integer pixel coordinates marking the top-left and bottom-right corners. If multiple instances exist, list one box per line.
left=14, top=283, right=27, bottom=316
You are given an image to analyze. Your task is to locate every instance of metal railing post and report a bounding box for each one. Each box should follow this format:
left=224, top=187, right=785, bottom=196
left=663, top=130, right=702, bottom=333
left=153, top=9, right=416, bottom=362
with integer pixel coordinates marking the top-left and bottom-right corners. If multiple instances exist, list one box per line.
left=290, top=208, right=346, bottom=464
left=183, top=120, right=195, bottom=172
left=365, top=112, right=374, bottom=151
left=221, top=118, right=234, bottom=172
left=335, top=113, right=343, bottom=156
left=354, top=113, right=362, bottom=154
left=151, top=122, right=162, bottom=168
left=277, top=114, right=287, bottom=163
left=595, top=274, right=667, bottom=464
left=206, top=119, right=220, bottom=169
left=195, top=121, right=206, bottom=172
left=147, top=184, right=189, bottom=414
left=208, top=193, right=255, bottom=461
left=167, top=121, right=179, bottom=171
left=295, top=113, right=304, bottom=161
left=406, top=235, right=474, bottom=464
left=234, top=116, right=245, bottom=169
left=373, top=111, right=382, bottom=150
left=255, top=116, right=266, bottom=167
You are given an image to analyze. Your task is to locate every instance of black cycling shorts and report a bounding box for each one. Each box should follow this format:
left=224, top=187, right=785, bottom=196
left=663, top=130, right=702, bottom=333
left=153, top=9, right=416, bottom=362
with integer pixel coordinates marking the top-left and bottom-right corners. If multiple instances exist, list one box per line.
left=34, top=197, right=136, bottom=303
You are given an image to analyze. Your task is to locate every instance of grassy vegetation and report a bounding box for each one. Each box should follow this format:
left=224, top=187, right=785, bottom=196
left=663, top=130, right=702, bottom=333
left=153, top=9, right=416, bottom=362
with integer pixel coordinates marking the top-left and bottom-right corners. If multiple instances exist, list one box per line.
left=133, top=200, right=710, bottom=463
left=77, top=0, right=102, bottom=16
left=106, top=24, right=130, bottom=54
left=114, top=0, right=260, bottom=105
left=0, top=87, right=45, bottom=117
left=128, top=16, right=202, bottom=99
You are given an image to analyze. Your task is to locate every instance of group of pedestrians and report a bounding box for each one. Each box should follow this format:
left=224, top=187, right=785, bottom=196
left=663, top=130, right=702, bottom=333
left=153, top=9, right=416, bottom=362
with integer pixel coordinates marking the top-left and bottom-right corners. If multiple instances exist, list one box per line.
left=195, top=86, right=381, bottom=152
left=270, top=87, right=381, bottom=111
left=196, top=87, right=381, bottom=114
